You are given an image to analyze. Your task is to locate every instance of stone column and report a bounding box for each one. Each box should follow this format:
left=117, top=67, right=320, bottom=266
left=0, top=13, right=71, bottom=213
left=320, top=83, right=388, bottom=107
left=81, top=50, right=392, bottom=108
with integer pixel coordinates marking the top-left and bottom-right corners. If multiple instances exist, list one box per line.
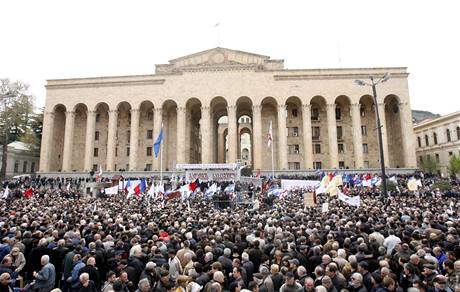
left=129, top=108, right=140, bottom=171
left=62, top=111, right=76, bottom=172
left=201, top=106, right=211, bottom=163
left=277, top=105, right=288, bottom=170
left=399, top=102, right=417, bottom=167
left=176, top=106, right=186, bottom=164
left=301, top=104, right=313, bottom=169
left=326, top=104, right=339, bottom=168
left=152, top=108, right=163, bottom=170
left=377, top=103, right=390, bottom=166
left=252, top=105, right=262, bottom=170
left=39, top=111, right=55, bottom=172
left=227, top=105, right=238, bottom=163
left=84, top=110, right=96, bottom=171
left=350, top=103, right=364, bottom=168
left=106, top=109, right=118, bottom=171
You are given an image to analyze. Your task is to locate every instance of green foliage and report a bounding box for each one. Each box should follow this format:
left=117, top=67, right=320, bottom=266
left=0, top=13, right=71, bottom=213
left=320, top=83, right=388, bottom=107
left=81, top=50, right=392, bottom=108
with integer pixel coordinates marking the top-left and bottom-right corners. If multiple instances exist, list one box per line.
left=379, top=181, right=397, bottom=192
left=448, top=155, right=460, bottom=177
left=432, top=180, right=451, bottom=191
left=419, top=155, right=439, bottom=174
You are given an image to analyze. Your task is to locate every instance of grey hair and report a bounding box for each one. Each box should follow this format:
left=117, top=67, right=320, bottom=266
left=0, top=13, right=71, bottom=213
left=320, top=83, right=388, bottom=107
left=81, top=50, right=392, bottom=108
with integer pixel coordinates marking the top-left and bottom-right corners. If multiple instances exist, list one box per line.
left=138, top=278, right=150, bottom=289
left=41, top=255, right=50, bottom=264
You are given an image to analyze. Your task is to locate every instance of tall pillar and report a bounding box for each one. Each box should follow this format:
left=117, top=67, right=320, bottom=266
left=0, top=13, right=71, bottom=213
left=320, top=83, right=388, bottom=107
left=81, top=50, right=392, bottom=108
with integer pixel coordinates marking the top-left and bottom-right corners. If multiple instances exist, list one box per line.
left=301, top=104, right=313, bottom=169
left=152, top=108, right=163, bottom=170
left=399, top=102, right=417, bottom=168
left=277, top=105, right=288, bottom=170
left=62, top=111, right=76, bottom=172
left=227, top=105, right=237, bottom=163
left=84, top=110, right=96, bottom=171
left=129, top=108, right=140, bottom=171
left=350, top=103, right=364, bottom=168
left=176, top=106, right=186, bottom=164
left=39, top=111, right=55, bottom=172
left=252, top=105, right=262, bottom=170
left=201, top=106, right=211, bottom=163
left=377, top=103, right=390, bottom=166
left=326, top=104, right=339, bottom=169
left=106, top=109, right=118, bottom=171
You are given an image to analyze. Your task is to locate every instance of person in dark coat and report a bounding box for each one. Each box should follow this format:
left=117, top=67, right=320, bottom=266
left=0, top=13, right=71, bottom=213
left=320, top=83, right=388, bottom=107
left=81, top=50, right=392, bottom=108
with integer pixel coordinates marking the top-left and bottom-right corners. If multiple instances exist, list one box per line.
left=78, top=257, right=101, bottom=290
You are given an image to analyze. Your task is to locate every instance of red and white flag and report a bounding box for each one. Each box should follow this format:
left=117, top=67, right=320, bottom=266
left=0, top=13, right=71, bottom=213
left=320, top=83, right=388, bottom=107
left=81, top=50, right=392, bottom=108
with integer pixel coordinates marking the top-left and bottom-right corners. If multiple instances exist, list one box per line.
left=96, top=165, right=103, bottom=182
left=267, top=120, right=273, bottom=147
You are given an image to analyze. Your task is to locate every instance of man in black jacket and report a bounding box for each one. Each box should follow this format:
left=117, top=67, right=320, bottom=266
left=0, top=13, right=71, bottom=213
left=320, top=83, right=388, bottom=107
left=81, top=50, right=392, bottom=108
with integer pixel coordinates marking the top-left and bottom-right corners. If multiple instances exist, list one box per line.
left=78, top=257, right=101, bottom=290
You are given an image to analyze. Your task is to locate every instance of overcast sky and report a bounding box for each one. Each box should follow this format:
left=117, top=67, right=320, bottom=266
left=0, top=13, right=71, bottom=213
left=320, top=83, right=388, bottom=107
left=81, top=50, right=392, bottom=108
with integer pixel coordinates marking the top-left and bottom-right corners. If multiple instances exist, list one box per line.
left=1, top=0, right=458, bottom=115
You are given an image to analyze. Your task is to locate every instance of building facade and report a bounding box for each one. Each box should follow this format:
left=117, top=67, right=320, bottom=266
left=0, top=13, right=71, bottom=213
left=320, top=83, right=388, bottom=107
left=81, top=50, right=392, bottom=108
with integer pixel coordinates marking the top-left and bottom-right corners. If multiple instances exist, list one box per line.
left=414, top=111, right=460, bottom=176
left=39, top=47, right=416, bottom=173
left=0, top=141, right=40, bottom=178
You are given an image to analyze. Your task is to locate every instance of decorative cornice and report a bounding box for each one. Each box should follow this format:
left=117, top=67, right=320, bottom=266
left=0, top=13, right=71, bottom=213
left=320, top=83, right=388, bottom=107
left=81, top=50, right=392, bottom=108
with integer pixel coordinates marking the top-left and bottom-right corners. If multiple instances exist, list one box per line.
left=46, top=79, right=166, bottom=89
left=273, top=72, right=409, bottom=81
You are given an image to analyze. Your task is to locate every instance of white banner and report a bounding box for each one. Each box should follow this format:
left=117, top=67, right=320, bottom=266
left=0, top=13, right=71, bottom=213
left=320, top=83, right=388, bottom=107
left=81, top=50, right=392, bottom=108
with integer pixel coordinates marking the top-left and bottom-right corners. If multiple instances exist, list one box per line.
left=186, top=170, right=238, bottom=182
left=281, top=179, right=320, bottom=190
left=105, top=185, right=119, bottom=195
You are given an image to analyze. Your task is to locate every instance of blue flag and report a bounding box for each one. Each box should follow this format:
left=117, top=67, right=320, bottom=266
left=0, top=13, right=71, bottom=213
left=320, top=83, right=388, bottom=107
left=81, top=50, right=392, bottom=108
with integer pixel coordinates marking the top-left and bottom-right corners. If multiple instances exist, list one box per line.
left=154, top=128, right=164, bottom=158
left=140, top=179, right=146, bottom=193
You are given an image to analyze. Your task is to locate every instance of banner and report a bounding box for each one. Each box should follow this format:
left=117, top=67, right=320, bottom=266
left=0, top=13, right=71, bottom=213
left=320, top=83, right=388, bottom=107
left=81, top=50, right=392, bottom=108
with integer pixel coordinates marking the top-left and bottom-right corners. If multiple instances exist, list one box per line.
left=185, top=170, right=238, bottom=182
left=105, top=185, right=119, bottom=195
left=281, top=179, right=320, bottom=190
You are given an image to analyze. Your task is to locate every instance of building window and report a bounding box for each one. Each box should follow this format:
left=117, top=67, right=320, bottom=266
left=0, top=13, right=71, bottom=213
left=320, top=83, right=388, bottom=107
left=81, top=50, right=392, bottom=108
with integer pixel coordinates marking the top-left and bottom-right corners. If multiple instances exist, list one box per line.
left=419, top=156, right=423, bottom=163
left=146, top=147, right=152, bottom=156
left=361, top=126, right=367, bottom=136
left=96, top=113, right=101, bottom=122
left=311, top=108, right=320, bottom=121
left=126, top=147, right=130, bottom=156
left=335, top=107, right=341, bottom=120
left=457, top=126, right=460, bottom=140
left=339, top=161, right=345, bottom=169
left=417, top=136, right=421, bottom=148
left=425, top=134, right=429, bottom=146
left=115, top=147, right=118, bottom=157
left=30, top=162, right=35, bottom=173
left=447, top=129, right=451, bottom=142
left=14, top=161, right=19, bottom=173
left=314, top=143, right=321, bottom=154
left=95, top=131, right=99, bottom=141
left=364, top=161, right=369, bottom=168
left=435, top=153, right=440, bottom=163
left=94, top=148, right=99, bottom=157
left=292, top=109, right=298, bottom=117
left=293, top=127, right=299, bottom=137
left=289, top=144, right=300, bottom=154
left=147, top=129, right=153, bottom=139
left=360, top=106, right=366, bottom=117
left=363, top=143, right=369, bottom=153
left=92, top=164, right=97, bottom=171
left=145, top=164, right=152, bottom=171
left=23, top=161, right=28, bottom=173
left=338, top=143, right=344, bottom=153
left=314, top=161, right=322, bottom=169
left=289, top=162, right=301, bottom=170
left=312, top=127, right=320, bottom=140
left=433, top=132, right=438, bottom=145
left=449, top=151, right=453, bottom=156
left=127, top=130, right=131, bottom=143
left=337, top=126, right=343, bottom=140
left=147, top=111, right=153, bottom=121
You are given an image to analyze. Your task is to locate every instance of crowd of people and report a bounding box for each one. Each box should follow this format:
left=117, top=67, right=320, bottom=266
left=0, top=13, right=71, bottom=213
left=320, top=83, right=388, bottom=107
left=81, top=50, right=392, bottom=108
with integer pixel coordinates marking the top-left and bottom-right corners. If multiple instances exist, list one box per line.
left=0, top=173, right=459, bottom=292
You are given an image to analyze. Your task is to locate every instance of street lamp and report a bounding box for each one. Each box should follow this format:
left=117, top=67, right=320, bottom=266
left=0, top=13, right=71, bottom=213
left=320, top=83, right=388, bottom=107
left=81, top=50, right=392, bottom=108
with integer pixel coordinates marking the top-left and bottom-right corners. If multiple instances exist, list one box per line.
left=355, top=73, right=390, bottom=197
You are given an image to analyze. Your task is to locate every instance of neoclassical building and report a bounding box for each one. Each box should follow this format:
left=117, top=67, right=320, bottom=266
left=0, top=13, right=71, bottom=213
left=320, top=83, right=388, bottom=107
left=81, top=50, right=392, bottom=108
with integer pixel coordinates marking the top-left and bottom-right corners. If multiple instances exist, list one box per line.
left=414, top=111, right=460, bottom=176
left=39, top=47, right=416, bottom=173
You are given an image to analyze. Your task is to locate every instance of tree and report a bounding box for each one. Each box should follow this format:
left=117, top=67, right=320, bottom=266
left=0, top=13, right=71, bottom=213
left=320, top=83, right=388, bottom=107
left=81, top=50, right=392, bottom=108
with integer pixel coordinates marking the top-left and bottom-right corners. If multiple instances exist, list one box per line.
left=0, top=79, right=35, bottom=180
left=19, top=108, right=43, bottom=151
left=419, top=155, right=439, bottom=174
left=448, top=155, right=460, bottom=178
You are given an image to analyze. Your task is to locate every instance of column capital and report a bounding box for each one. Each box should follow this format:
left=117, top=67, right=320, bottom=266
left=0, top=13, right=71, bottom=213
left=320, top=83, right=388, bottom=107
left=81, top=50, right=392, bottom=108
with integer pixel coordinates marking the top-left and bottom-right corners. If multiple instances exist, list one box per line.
left=130, top=108, right=140, bottom=114
left=177, top=106, right=186, bottom=113
left=45, top=111, right=55, bottom=116
left=201, top=106, right=210, bottom=111
left=398, top=102, right=409, bottom=107
left=87, top=110, right=96, bottom=115
left=377, top=102, right=385, bottom=107
left=326, top=103, right=337, bottom=110
left=252, top=105, right=262, bottom=111
left=109, top=109, right=118, bottom=114
left=278, top=104, right=286, bottom=110
left=154, top=107, right=162, bottom=113
left=301, top=103, right=311, bottom=110
left=65, top=111, right=76, bottom=117
left=227, top=105, right=237, bottom=111
left=350, top=103, right=361, bottom=108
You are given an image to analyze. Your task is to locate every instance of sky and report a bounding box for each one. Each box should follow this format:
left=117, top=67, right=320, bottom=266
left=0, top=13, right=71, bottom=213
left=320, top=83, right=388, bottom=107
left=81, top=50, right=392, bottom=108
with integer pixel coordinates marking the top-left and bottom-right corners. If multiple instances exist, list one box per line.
left=1, top=0, right=459, bottom=115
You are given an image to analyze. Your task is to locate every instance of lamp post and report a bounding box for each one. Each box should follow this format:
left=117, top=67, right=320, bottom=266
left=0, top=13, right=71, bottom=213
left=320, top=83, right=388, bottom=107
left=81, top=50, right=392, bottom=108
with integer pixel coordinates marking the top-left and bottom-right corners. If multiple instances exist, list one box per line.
left=355, top=73, right=390, bottom=197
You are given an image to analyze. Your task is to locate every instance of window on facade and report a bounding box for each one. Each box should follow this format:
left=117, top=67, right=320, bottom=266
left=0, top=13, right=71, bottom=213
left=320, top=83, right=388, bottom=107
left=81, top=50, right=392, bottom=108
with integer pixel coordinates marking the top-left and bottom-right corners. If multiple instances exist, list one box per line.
left=127, top=147, right=130, bottom=156
left=288, top=162, right=301, bottom=170
left=31, top=162, right=35, bottom=173
left=335, top=107, right=342, bottom=120
left=314, top=143, right=321, bottom=154
left=361, top=126, right=367, bottom=136
left=314, top=161, right=322, bottom=169
left=95, top=131, right=99, bottom=141
left=115, top=147, right=118, bottom=157
left=364, top=161, right=369, bottom=168
left=425, top=135, right=429, bottom=146
left=127, top=130, right=130, bottom=143
left=363, top=143, right=369, bottom=153
left=147, top=111, right=153, bottom=121
left=449, top=151, right=453, bottom=156
left=417, top=136, right=421, bottom=148
left=293, top=127, right=299, bottom=136
left=92, top=164, right=97, bottom=171
left=147, top=130, right=153, bottom=139
left=447, top=129, right=451, bottom=142
left=294, top=144, right=300, bottom=154
left=312, top=127, right=320, bottom=140
left=360, top=106, right=366, bottom=117
left=23, top=161, right=28, bottom=173
left=146, top=147, right=152, bottom=156
left=96, top=113, right=101, bottom=122
left=337, top=126, right=343, bottom=140
left=457, top=126, right=460, bottom=140
left=435, top=153, right=440, bottom=163
left=339, top=161, right=345, bottom=169
left=94, top=148, right=99, bottom=157
left=292, top=109, right=298, bottom=117
left=433, top=132, right=438, bottom=145
left=419, top=156, right=423, bottom=163
left=311, top=108, right=319, bottom=120
left=338, top=143, right=344, bottom=153
left=14, top=161, right=19, bottom=173
left=145, top=164, right=152, bottom=171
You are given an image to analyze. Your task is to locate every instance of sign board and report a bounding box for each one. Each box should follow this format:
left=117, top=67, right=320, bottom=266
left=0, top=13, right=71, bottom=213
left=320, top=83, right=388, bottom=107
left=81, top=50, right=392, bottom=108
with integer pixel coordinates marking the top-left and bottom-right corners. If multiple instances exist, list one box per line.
left=186, top=170, right=239, bottom=182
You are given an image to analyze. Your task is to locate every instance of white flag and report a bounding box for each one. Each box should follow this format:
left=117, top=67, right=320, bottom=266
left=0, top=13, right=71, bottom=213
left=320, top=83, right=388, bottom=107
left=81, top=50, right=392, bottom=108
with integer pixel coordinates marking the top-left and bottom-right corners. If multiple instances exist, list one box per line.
left=267, top=120, right=273, bottom=147
left=1, top=186, right=9, bottom=199
left=66, top=183, right=71, bottom=191
left=338, top=191, right=360, bottom=207
left=105, top=185, right=119, bottom=195
left=322, top=202, right=329, bottom=213
left=147, top=182, right=156, bottom=198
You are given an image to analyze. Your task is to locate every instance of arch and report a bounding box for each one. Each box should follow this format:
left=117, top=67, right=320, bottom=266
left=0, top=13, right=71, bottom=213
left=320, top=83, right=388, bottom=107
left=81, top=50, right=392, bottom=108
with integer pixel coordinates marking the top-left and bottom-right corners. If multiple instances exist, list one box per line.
left=333, top=95, right=353, bottom=168
left=236, top=96, right=254, bottom=118
left=52, top=103, right=67, bottom=113
left=71, top=103, right=88, bottom=171
left=117, top=101, right=132, bottom=111
left=359, top=95, right=377, bottom=168
left=95, top=102, right=110, bottom=112
left=285, top=96, right=302, bottom=106
left=384, top=94, right=404, bottom=167
left=72, top=103, right=88, bottom=112
left=161, top=99, right=178, bottom=170
left=261, top=96, right=278, bottom=106
left=139, top=100, right=154, bottom=110
left=137, top=100, right=155, bottom=170
left=185, top=97, right=202, bottom=164
left=50, top=104, right=67, bottom=171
